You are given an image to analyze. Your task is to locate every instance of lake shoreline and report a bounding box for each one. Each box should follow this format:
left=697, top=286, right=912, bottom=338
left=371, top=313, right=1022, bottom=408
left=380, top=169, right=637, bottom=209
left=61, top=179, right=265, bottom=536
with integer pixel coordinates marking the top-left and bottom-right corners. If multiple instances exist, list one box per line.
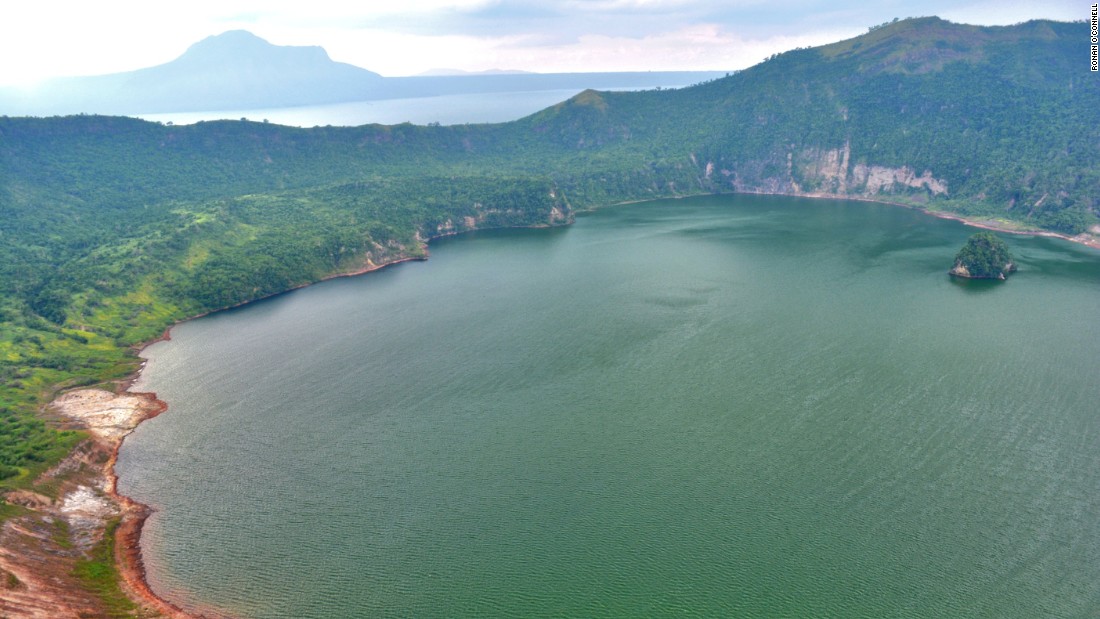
left=31, top=191, right=1096, bottom=617
left=105, top=223, right=565, bottom=617
left=599, top=191, right=1100, bottom=250
left=99, top=392, right=190, bottom=619
left=25, top=388, right=193, bottom=618
left=110, top=255, right=433, bottom=618
left=749, top=190, right=1100, bottom=250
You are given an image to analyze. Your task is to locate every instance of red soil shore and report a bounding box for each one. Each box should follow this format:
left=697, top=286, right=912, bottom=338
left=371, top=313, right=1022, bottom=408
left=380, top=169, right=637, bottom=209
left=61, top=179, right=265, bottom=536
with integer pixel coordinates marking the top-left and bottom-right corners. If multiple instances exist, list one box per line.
left=100, top=392, right=195, bottom=619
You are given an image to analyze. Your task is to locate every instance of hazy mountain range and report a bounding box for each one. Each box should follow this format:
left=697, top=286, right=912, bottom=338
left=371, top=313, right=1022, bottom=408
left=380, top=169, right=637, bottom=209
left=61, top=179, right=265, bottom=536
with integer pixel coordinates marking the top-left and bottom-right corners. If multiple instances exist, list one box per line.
left=0, top=31, right=727, bottom=116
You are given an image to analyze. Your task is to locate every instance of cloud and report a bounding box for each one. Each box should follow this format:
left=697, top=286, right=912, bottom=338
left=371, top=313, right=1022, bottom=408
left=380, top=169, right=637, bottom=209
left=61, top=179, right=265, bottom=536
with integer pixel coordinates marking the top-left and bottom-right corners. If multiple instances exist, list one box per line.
left=473, top=23, right=858, bottom=73
left=307, top=21, right=856, bottom=76
left=0, top=0, right=1083, bottom=85
left=937, top=0, right=1078, bottom=25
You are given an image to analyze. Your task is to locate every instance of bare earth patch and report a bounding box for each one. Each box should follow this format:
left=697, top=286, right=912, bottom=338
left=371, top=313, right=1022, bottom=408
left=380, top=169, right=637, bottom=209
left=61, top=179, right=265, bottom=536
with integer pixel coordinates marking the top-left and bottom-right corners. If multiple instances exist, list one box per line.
left=50, top=390, right=156, bottom=443
left=0, top=388, right=194, bottom=618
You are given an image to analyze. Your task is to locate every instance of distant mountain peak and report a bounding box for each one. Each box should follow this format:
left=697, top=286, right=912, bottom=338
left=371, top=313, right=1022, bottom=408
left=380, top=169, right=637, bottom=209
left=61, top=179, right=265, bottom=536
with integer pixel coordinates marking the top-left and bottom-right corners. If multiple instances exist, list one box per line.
left=196, top=29, right=269, bottom=45
left=3, top=29, right=388, bottom=114
left=176, top=30, right=333, bottom=65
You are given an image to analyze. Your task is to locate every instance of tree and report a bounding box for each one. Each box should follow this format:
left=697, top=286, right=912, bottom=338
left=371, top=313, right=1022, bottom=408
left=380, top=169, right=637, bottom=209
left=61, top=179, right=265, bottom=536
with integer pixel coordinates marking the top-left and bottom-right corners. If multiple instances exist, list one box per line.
left=950, top=232, right=1016, bottom=279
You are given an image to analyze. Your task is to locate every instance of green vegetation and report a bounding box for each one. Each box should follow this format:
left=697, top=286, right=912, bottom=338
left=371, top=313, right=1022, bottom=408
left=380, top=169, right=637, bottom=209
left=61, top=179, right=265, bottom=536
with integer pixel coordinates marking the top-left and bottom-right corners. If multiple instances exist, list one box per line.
left=951, top=232, right=1016, bottom=279
left=71, top=518, right=138, bottom=617
left=0, top=405, right=84, bottom=484
left=0, top=17, right=1096, bottom=505
left=0, top=500, right=30, bottom=523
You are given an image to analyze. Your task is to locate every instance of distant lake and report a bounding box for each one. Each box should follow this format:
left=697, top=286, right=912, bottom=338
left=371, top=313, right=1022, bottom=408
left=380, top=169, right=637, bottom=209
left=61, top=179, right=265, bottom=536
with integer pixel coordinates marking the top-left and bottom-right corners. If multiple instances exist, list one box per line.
left=119, top=195, right=1100, bottom=618
left=138, top=86, right=666, bottom=128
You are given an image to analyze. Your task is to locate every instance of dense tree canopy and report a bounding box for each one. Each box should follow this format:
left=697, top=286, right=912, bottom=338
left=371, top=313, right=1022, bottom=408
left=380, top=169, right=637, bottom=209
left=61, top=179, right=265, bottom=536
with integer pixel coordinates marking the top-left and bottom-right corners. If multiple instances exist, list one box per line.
left=951, top=232, right=1016, bottom=279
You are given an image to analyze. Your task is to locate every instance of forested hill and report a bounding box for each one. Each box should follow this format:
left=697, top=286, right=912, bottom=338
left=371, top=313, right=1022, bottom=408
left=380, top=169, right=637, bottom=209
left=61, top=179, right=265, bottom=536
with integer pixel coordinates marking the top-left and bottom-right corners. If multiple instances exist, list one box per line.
left=0, top=17, right=1097, bottom=493
left=514, top=17, right=1098, bottom=232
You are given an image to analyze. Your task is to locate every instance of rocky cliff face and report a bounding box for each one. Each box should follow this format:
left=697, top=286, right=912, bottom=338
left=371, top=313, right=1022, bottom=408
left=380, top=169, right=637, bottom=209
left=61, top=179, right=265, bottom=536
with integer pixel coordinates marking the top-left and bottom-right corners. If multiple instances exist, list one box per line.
left=948, top=259, right=1017, bottom=280
left=708, top=143, right=948, bottom=204
left=430, top=187, right=573, bottom=238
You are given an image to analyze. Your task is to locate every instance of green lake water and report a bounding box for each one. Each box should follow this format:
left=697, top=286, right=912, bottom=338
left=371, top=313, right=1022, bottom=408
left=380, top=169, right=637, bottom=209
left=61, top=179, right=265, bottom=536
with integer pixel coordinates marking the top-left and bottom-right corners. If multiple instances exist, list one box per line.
left=118, top=194, right=1100, bottom=618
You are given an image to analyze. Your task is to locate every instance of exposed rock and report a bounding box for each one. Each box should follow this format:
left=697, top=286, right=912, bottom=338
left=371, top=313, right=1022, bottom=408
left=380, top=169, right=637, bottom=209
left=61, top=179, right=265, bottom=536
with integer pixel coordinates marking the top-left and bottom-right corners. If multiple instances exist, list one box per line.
left=59, top=486, right=118, bottom=552
left=949, top=260, right=1017, bottom=280
left=49, top=390, right=156, bottom=442
left=854, top=163, right=948, bottom=195
left=710, top=145, right=948, bottom=202
left=0, top=389, right=183, bottom=618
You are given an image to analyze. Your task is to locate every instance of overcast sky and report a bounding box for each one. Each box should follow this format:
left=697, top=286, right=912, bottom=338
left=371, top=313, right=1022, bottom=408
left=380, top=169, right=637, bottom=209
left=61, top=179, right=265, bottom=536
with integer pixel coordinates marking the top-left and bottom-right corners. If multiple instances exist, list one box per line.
left=0, top=0, right=1080, bottom=85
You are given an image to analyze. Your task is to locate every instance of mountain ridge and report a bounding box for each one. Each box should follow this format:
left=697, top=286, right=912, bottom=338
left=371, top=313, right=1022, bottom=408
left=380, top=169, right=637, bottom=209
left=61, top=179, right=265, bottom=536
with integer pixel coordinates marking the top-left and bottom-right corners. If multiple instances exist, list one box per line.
left=0, top=31, right=726, bottom=115
left=0, top=30, right=386, bottom=113
left=514, top=17, right=1095, bottom=233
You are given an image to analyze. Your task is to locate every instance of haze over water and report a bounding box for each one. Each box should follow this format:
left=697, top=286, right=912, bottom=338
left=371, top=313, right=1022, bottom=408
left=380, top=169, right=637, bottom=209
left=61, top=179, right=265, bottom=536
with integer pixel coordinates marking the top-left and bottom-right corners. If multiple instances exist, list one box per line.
left=120, top=195, right=1100, bottom=618
left=139, top=89, right=585, bottom=127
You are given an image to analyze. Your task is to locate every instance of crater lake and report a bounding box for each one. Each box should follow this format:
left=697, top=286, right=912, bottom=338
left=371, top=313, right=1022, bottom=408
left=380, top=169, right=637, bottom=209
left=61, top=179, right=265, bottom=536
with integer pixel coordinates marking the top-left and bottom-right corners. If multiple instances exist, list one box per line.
left=118, top=194, right=1100, bottom=618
